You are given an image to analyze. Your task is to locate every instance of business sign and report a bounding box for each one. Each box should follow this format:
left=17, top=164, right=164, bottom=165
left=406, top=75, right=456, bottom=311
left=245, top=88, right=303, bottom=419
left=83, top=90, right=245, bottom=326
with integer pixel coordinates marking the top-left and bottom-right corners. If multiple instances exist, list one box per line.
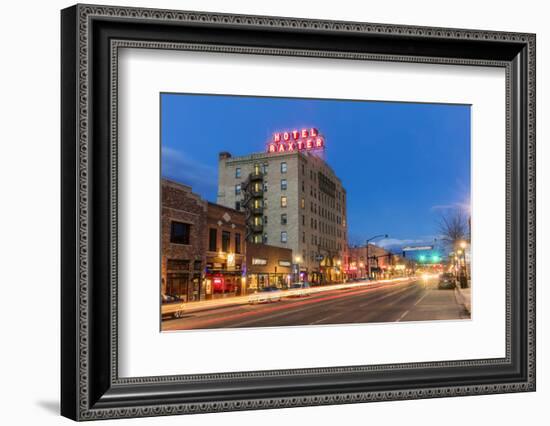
left=402, top=245, right=434, bottom=251
left=251, top=258, right=267, bottom=265
left=278, top=260, right=291, bottom=267
left=266, top=128, right=325, bottom=154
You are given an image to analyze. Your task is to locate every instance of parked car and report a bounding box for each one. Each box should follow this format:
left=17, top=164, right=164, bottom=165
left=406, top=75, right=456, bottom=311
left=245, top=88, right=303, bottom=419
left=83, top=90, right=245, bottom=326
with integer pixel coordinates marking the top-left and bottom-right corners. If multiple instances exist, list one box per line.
left=249, top=287, right=282, bottom=304
left=290, top=281, right=311, bottom=289
left=161, top=294, right=185, bottom=319
left=438, top=273, right=456, bottom=290
left=289, top=281, right=311, bottom=297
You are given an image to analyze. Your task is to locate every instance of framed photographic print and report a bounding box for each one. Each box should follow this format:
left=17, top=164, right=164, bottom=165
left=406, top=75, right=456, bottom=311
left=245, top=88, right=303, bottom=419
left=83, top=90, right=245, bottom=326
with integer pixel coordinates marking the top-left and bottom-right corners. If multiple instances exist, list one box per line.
left=61, top=4, right=536, bottom=421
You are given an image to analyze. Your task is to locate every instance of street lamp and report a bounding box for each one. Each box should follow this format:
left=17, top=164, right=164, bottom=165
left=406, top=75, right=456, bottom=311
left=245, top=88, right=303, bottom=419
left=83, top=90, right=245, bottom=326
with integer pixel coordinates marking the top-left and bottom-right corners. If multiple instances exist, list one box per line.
left=365, top=234, right=388, bottom=279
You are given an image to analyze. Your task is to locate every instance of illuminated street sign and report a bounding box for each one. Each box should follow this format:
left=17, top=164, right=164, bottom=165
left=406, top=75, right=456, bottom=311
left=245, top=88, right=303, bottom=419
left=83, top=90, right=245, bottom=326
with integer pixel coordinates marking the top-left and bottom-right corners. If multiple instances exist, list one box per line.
left=403, top=245, right=434, bottom=251
left=267, top=128, right=325, bottom=154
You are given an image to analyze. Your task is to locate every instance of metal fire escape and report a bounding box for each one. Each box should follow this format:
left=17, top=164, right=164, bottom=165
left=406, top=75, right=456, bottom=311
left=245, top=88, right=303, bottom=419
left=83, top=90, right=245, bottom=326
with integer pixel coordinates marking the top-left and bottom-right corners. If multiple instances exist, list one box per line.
left=241, top=168, right=264, bottom=242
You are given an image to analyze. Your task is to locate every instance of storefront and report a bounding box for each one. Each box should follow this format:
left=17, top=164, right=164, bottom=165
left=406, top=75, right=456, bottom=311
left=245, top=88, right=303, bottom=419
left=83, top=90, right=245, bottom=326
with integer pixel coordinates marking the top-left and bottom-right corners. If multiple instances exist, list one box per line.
left=165, top=259, right=203, bottom=302
left=245, top=243, right=293, bottom=292
left=204, top=259, right=245, bottom=299
left=319, top=256, right=344, bottom=284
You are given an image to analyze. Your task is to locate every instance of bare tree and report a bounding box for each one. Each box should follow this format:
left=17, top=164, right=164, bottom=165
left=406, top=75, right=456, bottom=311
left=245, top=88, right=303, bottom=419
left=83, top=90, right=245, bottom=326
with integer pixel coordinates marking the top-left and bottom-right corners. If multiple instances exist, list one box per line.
left=438, top=209, right=469, bottom=248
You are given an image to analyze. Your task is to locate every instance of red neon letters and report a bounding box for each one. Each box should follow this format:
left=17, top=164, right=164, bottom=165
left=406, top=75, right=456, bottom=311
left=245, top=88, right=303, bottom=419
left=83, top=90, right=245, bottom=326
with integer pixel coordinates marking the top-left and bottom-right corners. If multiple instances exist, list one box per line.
left=267, top=128, right=324, bottom=154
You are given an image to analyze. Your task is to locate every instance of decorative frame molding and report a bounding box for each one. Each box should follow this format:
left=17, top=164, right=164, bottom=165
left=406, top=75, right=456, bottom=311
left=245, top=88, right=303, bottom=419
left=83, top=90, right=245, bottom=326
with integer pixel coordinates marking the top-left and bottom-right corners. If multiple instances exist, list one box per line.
left=61, top=4, right=535, bottom=421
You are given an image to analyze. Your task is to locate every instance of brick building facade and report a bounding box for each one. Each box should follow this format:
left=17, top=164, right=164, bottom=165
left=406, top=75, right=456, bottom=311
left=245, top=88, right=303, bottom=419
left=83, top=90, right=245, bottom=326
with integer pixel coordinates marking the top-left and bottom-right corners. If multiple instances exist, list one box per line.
left=347, top=244, right=393, bottom=279
left=204, top=202, right=247, bottom=298
left=161, top=179, right=207, bottom=302
left=162, top=179, right=252, bottom=301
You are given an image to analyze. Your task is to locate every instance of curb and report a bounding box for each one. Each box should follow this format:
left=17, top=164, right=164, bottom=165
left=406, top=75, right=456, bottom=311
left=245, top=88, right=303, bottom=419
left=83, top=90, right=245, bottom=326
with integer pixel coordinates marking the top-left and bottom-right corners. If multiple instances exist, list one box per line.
left=454, top=286, right=471, bottom=315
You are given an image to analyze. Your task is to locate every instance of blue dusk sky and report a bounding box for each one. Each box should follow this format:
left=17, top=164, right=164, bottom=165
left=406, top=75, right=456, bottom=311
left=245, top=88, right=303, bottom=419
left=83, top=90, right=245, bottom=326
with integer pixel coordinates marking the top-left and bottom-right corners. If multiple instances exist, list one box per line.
left=161, top=93, right=470, bottom=251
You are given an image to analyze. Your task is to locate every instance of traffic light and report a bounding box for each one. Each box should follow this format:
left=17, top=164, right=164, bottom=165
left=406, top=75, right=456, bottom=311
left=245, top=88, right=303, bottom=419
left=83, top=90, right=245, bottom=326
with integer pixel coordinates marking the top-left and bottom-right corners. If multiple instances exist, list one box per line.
left=431, top=255, right=440, bottom=263
left=419, top=255, right=426, bottom=263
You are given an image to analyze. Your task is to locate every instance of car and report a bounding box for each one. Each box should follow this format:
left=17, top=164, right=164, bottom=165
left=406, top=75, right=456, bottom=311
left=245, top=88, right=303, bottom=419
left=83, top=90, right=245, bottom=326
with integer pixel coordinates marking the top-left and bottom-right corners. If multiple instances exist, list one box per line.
left=290, top=281, right=311, bottom=289
left=438, top=273, right=456, bottom=290
left=249, top=286, right=282, bottom=304
left=288, top=281, right=311, bottom=297
left=161, top=294, right=186, bottom=319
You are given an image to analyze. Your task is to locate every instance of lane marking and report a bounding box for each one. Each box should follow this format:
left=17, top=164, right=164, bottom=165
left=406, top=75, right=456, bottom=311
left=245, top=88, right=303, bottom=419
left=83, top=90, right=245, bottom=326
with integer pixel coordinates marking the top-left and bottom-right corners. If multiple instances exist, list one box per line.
left=309, top=312, right=344, bottom=325
left=358, top=284, right=417, bottom=308
left=396, top=290, right=430, bottom=322
left=396, top=310, right=410, bottom=322
left=414, top=291, right=429, bottom=306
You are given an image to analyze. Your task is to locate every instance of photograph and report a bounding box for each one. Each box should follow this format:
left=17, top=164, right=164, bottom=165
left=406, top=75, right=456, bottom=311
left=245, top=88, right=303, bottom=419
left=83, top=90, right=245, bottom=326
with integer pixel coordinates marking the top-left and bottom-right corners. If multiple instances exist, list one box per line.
left=160, top=93, right=472, bottom=331
left=57, top=4, right=536, bottom=420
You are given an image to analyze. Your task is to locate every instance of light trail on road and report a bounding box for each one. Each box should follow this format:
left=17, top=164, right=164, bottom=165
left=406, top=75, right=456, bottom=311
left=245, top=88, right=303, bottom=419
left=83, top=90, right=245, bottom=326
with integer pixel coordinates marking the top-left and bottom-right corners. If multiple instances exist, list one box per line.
left=163, top=279, right=427, bottom=331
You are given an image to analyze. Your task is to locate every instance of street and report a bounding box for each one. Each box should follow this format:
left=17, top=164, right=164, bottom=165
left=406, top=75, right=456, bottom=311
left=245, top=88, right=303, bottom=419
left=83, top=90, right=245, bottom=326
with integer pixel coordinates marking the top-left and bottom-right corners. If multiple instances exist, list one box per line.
left=162, top=278, right=470, bottom=331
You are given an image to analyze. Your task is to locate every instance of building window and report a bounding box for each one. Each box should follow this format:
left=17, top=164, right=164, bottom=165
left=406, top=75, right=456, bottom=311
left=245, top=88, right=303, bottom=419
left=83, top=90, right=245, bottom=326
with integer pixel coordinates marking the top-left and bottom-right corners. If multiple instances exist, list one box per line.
left=263, top=233, right=268, bottom=244
left=235, top=233, right=241, bottom=254
left=281, top=213, right=287, bottom=225
left=281, top=162, right=287, bottom=173
left=193, top=260, right=202, bottom=271
left=262, top=163, right=268, bottom=174
left=254, top=163, right=260, bottom=174
left=302, top=164, right=305, bottom=174
left=235, top=201, right=241, bottom=211
left=235, top=184, right=241, bottom=195
left=281, top=196, right=287, bottom=208
left=301, top=198, right=305, bottom=209
left=302, top=231, right=306, bottom=243
left=263, top=182, right=268, bottom=192
left=170, top=221, right=190, bottom=245
left=222, top=231, right=230, bottom=252
left=281, top=231, right=288, bottom=243
left=302, top=181, right=305, bottom=192
left=280, top=179, right=287, bottom=190
left=253, top=234, right=262, bottom=244
left=264, top=215, right=268, bottom=225
left=235, top=168, right=241, bottom=178
left=208, top=228, right=217, bottom=252
left=167, top=259, right=190, bottom=271
left=302, top=215, right=305, bottom=225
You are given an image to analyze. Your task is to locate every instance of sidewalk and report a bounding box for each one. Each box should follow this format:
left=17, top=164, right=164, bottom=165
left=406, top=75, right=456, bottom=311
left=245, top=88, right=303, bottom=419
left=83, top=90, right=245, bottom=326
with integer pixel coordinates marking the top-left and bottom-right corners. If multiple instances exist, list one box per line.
left=179, top=278, right=413, bottom=314
left=399, top=285, right=468, bottom=321
left=454, top=286, right=471, bottom=315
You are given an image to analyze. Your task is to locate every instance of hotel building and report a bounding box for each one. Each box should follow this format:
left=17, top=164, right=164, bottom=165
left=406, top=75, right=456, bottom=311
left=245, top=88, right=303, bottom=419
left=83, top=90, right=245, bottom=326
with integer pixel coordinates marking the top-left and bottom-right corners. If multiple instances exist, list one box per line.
left=217, top=128, right=348, bottom=284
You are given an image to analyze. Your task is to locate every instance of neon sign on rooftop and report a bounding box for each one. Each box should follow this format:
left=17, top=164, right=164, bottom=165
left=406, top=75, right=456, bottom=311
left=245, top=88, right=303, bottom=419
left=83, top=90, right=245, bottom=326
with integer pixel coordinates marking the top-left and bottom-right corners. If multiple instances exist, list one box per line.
left=266, top=128, right=325, bottom=154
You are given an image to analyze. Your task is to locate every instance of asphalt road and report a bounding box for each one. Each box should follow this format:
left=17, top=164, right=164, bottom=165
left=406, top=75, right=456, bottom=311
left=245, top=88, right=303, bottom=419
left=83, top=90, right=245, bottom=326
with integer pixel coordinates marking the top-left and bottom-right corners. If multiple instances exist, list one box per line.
left=162, top=278, right=470, bottom=331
